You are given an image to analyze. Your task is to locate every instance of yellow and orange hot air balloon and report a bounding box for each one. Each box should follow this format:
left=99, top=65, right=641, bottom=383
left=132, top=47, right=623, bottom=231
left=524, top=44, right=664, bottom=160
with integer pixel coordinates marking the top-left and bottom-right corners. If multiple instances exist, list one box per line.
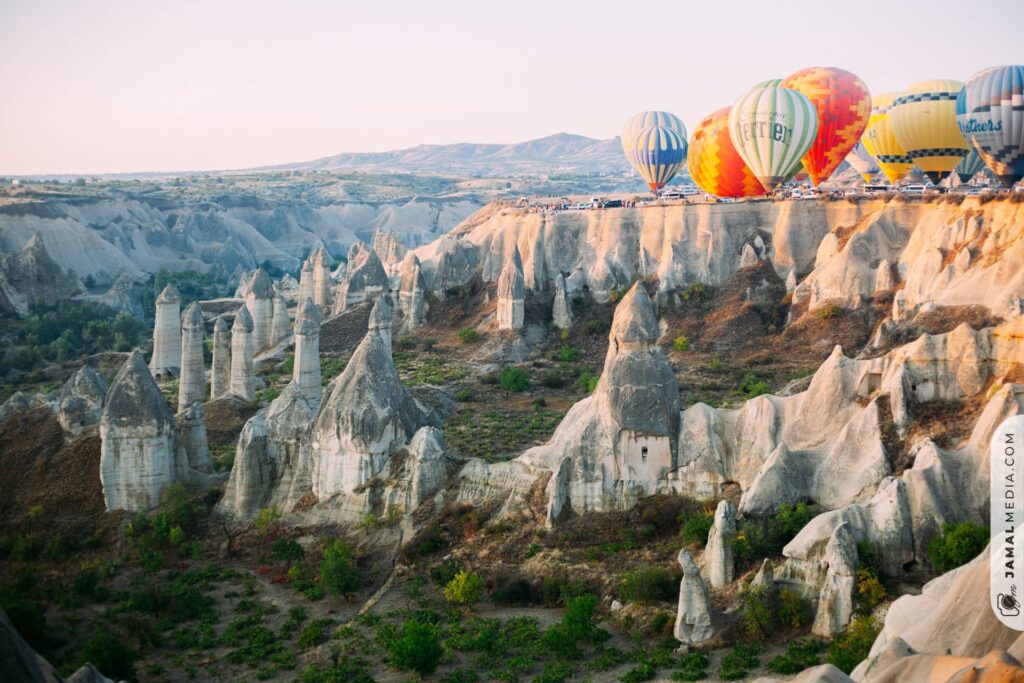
left=781, top=67, right=872, bottom=186
left=688, top=107, right=765, bottom=198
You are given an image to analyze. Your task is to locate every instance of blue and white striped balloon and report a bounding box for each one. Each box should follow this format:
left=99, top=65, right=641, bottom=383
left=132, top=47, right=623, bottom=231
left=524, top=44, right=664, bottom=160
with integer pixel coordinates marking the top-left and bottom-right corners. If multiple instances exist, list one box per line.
left=626, top=125, right=687, bottom=191
left=621, top=111, right=686, bottom=155
left=957, top=65, right=1024, bottom=186
left=954, top=148, right=985, bottom=183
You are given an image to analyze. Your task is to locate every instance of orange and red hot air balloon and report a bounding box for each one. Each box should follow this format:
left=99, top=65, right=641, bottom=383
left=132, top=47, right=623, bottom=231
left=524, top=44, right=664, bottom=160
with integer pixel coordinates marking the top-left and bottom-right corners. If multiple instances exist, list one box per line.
left=688, top=107, right=765, bottom=198
left=781, top=67, right=872, bottom=186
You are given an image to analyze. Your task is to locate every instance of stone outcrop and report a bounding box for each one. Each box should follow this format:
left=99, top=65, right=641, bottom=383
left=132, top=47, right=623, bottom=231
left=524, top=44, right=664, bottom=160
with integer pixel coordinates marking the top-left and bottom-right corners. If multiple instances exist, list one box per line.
left=704, top=500, right=736, bottom=589
left=0, top=234, right=82, bottom=316
left=333, top=242, right=388, bottom=313
left=311, top=293, right=437, bottom=498
left=211, top=316, right=231, bottom=400
left=100, top=349, right=178, bottom=511
left=149, top=284, right=181, bottom=379
left=270, top=292, right=291, bottom=345
left=177, top=302, right=205, bottom=412
left=293, top=297, right=322, bottom=402
left=230, top=306, right=255, bottom=401
left=552, top=272, right=572, bottom=329
left=0, top=608, right=63, bottom=683
left=398, top=253, right=427, bottom=330
left=674, top=547, right=716, bottom=646
left=811, top=522, right=858, bottom=637
left=496, top=245, right=526, bottom=330
left=298, top=258, right=314, bottom=305
left=245, top=268, right=274, bottom=352
left=310, top=246, right=333, bottom=311
left=56, top=365, right=108, bottom=436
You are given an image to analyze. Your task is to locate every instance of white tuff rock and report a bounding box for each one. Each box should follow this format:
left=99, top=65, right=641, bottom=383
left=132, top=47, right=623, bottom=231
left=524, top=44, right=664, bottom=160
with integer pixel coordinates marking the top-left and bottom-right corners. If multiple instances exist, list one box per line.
left=293, top=297, right=322, bottom=402
left=211, top=316, right=231, bottom=400
left=497, top=245, right=526, bottom=330
left=245, top=268, right=274, bottom=352
left=811, top=522, right=858, bottom=637
left=552, top=272, right=573, bottom=329
left=56, top=365, right=108, bottom=436
left=704, top=500, right=736, bottom=589
left=674, top=547, right=716, bottom=646
left=334, top=242, right=388, bottom=313
left=270, top=292, right=291, bottom=345
left=310, top=246, right=334, bottom=311
left=398, top=253, right=427, bottom=330
left=230, top=306, right=255, bottom=401
left=177, top=302, right=206, bottom=412
left=149, top=284, right=182, bottom=379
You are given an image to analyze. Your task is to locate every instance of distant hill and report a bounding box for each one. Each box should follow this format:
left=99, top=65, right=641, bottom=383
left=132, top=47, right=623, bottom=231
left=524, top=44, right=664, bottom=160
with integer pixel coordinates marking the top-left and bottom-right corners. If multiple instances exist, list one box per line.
left=259, top=132, right=630, bottom=176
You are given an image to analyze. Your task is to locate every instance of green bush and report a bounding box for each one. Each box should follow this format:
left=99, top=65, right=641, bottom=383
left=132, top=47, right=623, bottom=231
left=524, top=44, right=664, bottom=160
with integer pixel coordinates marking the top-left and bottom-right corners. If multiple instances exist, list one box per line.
left=673, top=335, right=690, bottom=352
left=271, top=538, right=305, bottom=563
left=557, top=346, right=580, bottom=362
left=82, top=631, right=138, bottom=680
left=459, top=328, right=482, bottom=344
left=927, top=522, right=989, bottom=573
left=389, top=620, right=444, bottom=677
left=320, top=541, right=361, bottom=596
left=297, top=617, right=333, bottom=649
left=673, top=651, right=709, bottom=681
left=621, top=662, right=657, bottom=683
left=817, top=303, right=840, bottom=319
left=734, top=502, right=815, bottom=563
left=680, top=510, right=714, bottom=547
left=827, top=616, right=880, bottom=674
left=499, top=366, right=530, bottom=393
left=767, top=638, right=826, bottom=675
left=455, top=388, right=474, bottom=402
left=492, top=579, right=539, bottom=606
left=577, top=370, right=600, bottom=393
left=855, top=569, right=886, bottom=616
left=444, top=570, right=485, bottom=607
left=620, top=567, right=678, bottom=603
left=719, top=642, right=762, bottom=680
left=738, top=371, right=771, bottom=398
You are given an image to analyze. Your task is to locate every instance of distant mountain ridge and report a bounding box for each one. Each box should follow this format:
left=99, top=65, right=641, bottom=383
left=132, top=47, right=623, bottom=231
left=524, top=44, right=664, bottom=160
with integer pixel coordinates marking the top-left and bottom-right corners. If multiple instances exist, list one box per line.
left=260, top=132, right=629, bottom=176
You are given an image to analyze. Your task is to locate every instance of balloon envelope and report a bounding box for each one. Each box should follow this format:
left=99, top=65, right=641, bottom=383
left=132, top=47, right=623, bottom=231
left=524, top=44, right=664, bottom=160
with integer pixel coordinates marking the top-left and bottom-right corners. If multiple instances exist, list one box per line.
left=957, top=65, right=1024, bottom=187
left=781, top=67, right=872, bottom=186
left=622, top=111, right=686, bottom=155
left=626, top=125, right=687, bottom=191
left=862, top=92, right=915, bottom=185
left=728, top=87, right=819, bottom=191
left=688, top=107, right=765, bottom=198
left=889, top=79, right=971, bottom=184
left=954, top=148, right=986, bottom=183
left=845, top=141, right=880, bottom=183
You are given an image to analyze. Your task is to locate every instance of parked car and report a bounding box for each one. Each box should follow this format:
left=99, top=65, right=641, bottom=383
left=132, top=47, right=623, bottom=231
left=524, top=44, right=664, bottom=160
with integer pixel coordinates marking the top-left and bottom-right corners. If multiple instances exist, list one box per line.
left=601, top=199, right=623, bottom=208
left=901, top=184, right=928, bottom=195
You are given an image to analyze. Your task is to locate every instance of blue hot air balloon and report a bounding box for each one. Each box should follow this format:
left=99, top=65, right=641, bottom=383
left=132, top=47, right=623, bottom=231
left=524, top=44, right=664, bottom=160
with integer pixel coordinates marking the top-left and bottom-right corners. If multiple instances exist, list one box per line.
left=626, top=125, right=687, bottom=192
left=957, top=65, right=1024, bottom=187
left=954, top=148, right=985, bottom=183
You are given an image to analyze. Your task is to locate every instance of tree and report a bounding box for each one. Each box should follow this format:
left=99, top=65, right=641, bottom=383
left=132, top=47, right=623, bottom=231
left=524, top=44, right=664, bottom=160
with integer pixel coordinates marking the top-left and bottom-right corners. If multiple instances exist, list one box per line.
left=928, top=522, right=989, bottom=573
left=443, top=570, right=485, bottom=607
left=321, top=541, right=361, bottom=596
left=499, top=366, right=530, bottom=394
left=82, top=631, right=138, bottom=680
left=388, top=620, right=443, bottom=678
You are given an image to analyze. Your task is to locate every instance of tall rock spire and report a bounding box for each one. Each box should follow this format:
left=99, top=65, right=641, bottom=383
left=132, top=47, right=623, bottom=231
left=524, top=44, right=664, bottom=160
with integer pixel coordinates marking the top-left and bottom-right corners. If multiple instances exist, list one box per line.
left=398, top=253, right=427, bottom=330
left=293, top=297, right=323, bottom=402
left=177, top=302, right=206, bottom=412
left=497, top=245, right=525, bottom=330
left=230, top=306, right=255, bottom=401
left=149, top=284, right=182, bottom=378
left=271, top=292, right=291, bottom=345
left=334, top=242, right=388, bottom=314
left=311, top=247, right=334, bottom=311
left=368, top=292, right=394, bottom=348
left=211, top=316, right=231, bottom=400
left=298, top=258, right=314, bottom=305
left=245, top=268, right=274, bottom=352
left=552, top=272, right=573, bottom=329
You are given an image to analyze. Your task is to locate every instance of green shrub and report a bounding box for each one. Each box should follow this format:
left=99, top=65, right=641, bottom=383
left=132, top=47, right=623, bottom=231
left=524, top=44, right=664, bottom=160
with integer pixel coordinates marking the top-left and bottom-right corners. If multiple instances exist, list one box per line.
left=442, top=669, right=481, bottom=683
left=541, top=370, right=565, bottom=388
left=734, top=502, right=815, bottom=563
left=739, top=371, right=771, bottom=398
left=297, top=618, right=333, bottom=649
left=577, top=370, right=600, bottom=393
left=444, top=570, right=485, bottom=607
left=767, top=638, right=826, bottom=675
left=389, top=620, right=443, bottom=677
left=423, top=338, right=438, bottom=351
left=673, top=335, right=690, bottom=352
left=557, top=346, right=580, bottom=362
left=719, top=642, right=762, bottom=680
left=492, top=579, right=539, bottom=606
left=620, top=567, right=678, bottom=603
left=673, top=651, right=709, bottom=681
left=271, top=538, right=305, bottom=563
left=459, top=328, right=482, bottom=344
left=927, top=522, right=989, bottom=573
left=827, top=616, right=880, bottom=674
left=817, top=303, right=840, bottom=319
left=82, top=631, right=138, bottom=681
left=300, top=658, right=375, bottom=683
left=680, top=510, right=714, bottom=546
left=621, top=662, right=657, bottom=683
left=855, top=569, right=886, bottom=616
left=499, top=366, right=530, bottom=393
left=778, top=587, right=812, bottom=629
left=455, top=388, right=474, bottom=402
left=397, top=336, right=416, bottom=350
left=320, top=541, right=361, bottom=596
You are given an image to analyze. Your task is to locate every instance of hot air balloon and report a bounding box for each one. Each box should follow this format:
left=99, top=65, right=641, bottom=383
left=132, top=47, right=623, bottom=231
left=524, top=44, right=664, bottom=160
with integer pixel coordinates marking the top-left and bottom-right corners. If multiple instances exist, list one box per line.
left=752, top=78, right=782, bottom=89
left=626, top=125, right=687, bottom=192
left=957, top=65, right=1024, bottom=187
left=954, top=148, right=985, bottom=184
left=621, top=111, right=686, bottom=155
left=728, top=87, right=819, bottom=192
left=845, top=141, right=880, bottom=183
left=780, top=67, right=872, bottom=186
left=862, top=92, right=915, bottom=185
left=688, top=107, right=765, bottom=198
left=889, top=80, right=970, bottom=184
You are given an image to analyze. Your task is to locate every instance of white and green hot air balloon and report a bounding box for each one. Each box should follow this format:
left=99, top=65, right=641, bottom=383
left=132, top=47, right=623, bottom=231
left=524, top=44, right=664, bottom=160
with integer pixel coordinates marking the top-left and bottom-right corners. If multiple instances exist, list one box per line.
left=728, top=87, right=819, bottom=191
left=621, top=111, right=686, bottom=155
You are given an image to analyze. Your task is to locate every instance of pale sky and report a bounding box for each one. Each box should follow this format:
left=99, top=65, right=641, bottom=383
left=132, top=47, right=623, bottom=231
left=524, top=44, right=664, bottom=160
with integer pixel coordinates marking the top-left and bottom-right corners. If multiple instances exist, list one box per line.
left=1, top=0, right=1021, bottom=175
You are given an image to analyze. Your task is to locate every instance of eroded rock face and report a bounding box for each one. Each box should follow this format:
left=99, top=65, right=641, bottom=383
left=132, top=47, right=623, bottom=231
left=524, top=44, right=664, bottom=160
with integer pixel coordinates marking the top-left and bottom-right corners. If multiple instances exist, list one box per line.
left=398, top=253, right=427, bottom=331
left=674, top=547, right=716, bottom=646
left=704, top=500, right=736, bottom=589
left=310, top=246, right=334, bottom=312
left=311, top=295, right=437, bottom=498
left=178, top=302, right=206, bottom=412
left=270, top=292, right=291, bottom=345
left=56, top=365, right=108, bottom=437
left=230, top=306, right=255, bottom=401
left=0, top=233, right=82, bottom=316
left=811, top=522, right=858, bottom=637
left=552, top=272, right=573, bottom=329
left=245, top=268, right=274, bottom=352
left=211, top=316, right=231, bottom=400
left=293, top=297, right=322, bottom=403
left=334, top=242, right=388, bottom=313
left=497, top=245, right=526, bottom=330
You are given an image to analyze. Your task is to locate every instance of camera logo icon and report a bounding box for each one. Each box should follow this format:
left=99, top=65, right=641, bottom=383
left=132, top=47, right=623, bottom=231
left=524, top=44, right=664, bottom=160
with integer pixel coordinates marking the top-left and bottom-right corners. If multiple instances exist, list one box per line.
left=998, top=593, right=1020, bottom=617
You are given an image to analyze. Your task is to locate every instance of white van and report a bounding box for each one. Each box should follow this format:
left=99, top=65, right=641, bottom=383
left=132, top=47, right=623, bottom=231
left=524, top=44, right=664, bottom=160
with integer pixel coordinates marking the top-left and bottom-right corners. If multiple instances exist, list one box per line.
left=902, top=184, right=928, bottom=195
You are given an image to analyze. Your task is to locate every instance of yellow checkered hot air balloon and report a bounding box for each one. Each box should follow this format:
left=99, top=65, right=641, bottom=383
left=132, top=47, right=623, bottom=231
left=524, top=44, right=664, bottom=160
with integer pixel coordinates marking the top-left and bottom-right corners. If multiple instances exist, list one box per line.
left=889, top=80, right=971, bottom=184
left=862, top=92, right=915, bottom=185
